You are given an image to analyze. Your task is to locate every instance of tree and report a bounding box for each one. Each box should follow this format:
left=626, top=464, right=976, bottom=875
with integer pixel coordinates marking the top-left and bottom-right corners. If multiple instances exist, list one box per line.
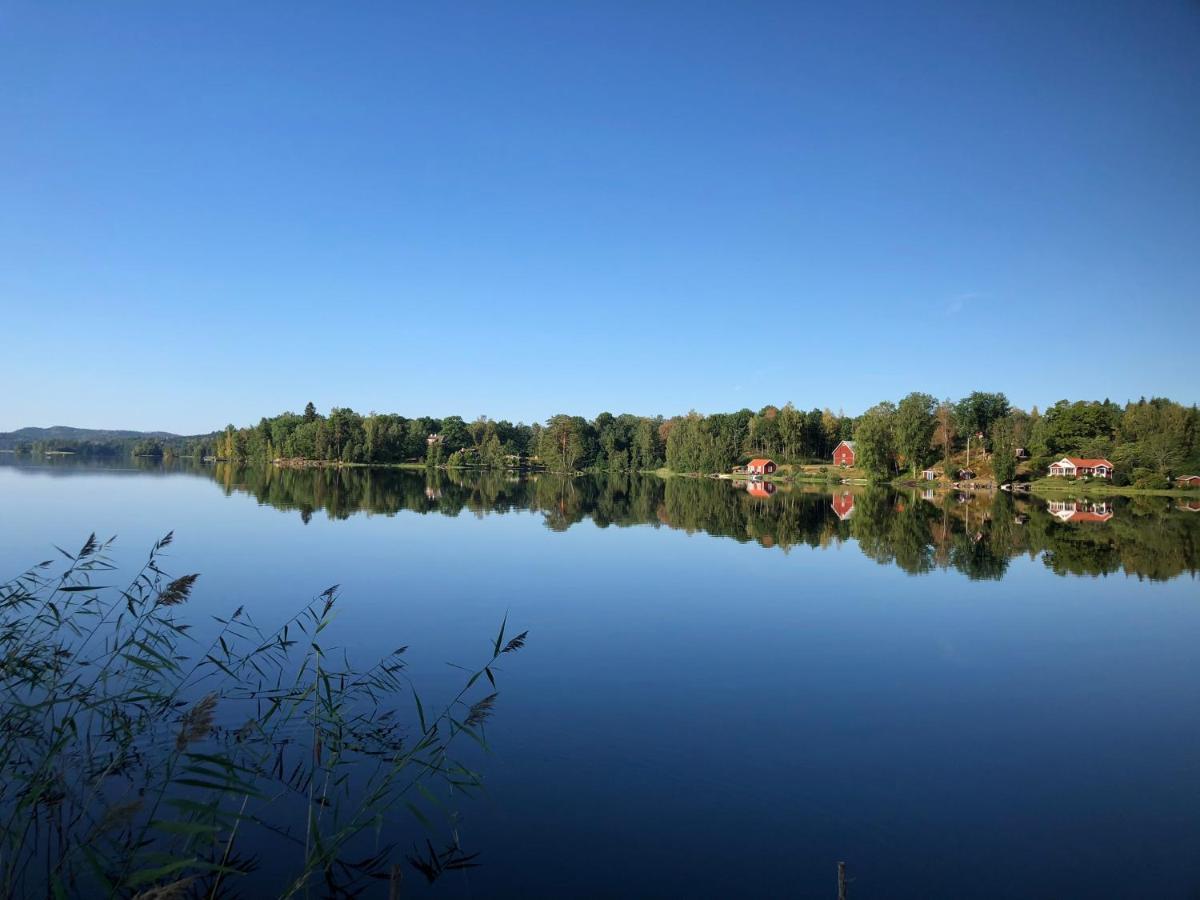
left=1030, top=399, right=1121, bottom=459
left=1117, top=397, right=1193, bottom=475
left=634, top=419, right=661, bottom=470
left=894, top=392, right=937, bottom=476
left=778, top=403, right=804, bottom=461
left=853, top=403, right=897, bottom=479
left=955, top=392, right=1010, bottom=448
left=933, top=399, right=957, bottom=468
left=990, top=417, right=1017, bottom=485
left=540, top=415, right=585, bottom=472
left=304, top=401, right=317, bottom=422
left=440, top=416, right=471, bottom=453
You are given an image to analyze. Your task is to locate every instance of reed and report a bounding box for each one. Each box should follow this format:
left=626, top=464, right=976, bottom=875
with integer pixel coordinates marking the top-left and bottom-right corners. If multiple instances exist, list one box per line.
left=0, top=533, right=526, bottom=898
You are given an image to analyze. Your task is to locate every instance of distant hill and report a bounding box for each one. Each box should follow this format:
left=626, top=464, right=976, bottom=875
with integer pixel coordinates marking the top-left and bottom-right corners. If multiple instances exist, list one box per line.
left=0, top=426, right=214, bottom=451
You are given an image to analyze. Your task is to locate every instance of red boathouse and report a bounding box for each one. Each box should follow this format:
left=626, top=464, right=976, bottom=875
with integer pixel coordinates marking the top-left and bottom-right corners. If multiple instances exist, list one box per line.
left=746, top=458, right=777, bottom=476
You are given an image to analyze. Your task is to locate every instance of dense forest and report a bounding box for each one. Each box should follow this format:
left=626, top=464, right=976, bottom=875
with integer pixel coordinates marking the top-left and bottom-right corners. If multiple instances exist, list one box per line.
left=191, top=393, right=1199, bottom=487
left=5, top=393, right=1198, bottom=486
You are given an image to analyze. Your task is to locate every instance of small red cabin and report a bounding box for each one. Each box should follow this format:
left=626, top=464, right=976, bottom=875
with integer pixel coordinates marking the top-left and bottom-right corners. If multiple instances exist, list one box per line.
left=1175, top=475, right=1200, bottom=487
left=832, top=440, right=856, bottom=467
left=746, top=458, right=777, bottom=476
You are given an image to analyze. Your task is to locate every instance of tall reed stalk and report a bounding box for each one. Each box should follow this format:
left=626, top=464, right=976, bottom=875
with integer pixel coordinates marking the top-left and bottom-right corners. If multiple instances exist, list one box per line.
left=0, top=533, right=526, bottom=898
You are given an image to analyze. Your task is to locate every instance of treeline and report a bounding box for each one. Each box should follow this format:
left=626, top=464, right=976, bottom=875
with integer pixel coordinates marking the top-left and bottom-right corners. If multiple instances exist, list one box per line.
left=850, top=392, right=1200, bottom=487
left=200, top=402, right=857, bottom=473
left=203, top=393, right=1198, bottom=484
left=198, top=404, right=668, bottom=472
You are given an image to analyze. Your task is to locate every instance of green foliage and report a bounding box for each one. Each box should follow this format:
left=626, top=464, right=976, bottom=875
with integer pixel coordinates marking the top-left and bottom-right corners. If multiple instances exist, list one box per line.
left=8, top=393, right=1194, bottom=484
left=990, top=417, right=1018, bottom=485
left=894, top=392, right=937, bottom=476
left=0, top=536, right=527, bottom=898
left=1115, top=397, right=1197, bottom=476
left=1030, top=399, right=1121, bottom=459
left=538, top=414, right=588, bottom=472
left=853, top=403, right=898, bottom=479
left=955, top=392, right=1010, bottom=447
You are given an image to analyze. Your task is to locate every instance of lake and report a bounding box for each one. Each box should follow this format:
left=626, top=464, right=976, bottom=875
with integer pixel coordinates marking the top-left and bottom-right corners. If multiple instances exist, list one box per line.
left=1, top=457, right=1198, bottom=898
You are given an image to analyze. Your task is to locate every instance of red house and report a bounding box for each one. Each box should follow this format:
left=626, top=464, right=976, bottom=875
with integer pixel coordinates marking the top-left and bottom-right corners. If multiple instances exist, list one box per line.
left=1047, top=457, right=1114, bottom=479
left=746, top=458, right=777, bottom=476
left=831, top=491, right=855, bottom=520
left=832, top=440, right=856, bottom=467
left=1175, top=475, right=1200, bottom=487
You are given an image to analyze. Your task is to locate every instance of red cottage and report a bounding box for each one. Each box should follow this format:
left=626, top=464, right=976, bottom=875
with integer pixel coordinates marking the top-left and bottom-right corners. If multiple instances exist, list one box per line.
left=833, top=440, right=856, bottom=467
left=746, top=458, right=777, bottom=476
left=1175, top=475, right=1200, bottom=487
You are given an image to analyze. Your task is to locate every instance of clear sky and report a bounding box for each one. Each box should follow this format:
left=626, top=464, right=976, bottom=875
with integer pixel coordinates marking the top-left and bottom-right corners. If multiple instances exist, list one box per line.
left=1, top=1, right=1197, bottom=434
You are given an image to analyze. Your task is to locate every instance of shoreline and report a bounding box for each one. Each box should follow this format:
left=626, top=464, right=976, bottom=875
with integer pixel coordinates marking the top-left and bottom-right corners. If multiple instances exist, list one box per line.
left=187, top=457, right=1200, bottom=498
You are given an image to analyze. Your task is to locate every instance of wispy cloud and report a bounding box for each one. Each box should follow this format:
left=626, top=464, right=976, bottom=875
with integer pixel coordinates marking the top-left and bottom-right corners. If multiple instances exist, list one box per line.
left=946, top=291, right=984, bottom=315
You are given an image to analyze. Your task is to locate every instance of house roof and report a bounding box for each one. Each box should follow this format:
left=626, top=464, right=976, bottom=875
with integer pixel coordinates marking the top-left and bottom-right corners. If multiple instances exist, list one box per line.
left=1065, top=510, right=1114, bottom=523
left=1175, top=474, right=1200, bottom=481
left=1056, top=457, right=1114, bottom=468
left=836, top=440, right=856, bottom=449
left=748, top=458, right=774, bottom=467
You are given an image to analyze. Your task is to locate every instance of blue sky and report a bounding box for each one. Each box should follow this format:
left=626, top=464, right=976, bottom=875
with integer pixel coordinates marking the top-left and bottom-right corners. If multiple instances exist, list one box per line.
left=1, top=1, right=1197, bottom=434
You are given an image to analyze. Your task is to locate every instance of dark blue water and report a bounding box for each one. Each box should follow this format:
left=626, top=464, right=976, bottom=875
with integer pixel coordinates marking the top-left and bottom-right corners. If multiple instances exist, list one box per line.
left=1, top=459, right=1198, bottom=898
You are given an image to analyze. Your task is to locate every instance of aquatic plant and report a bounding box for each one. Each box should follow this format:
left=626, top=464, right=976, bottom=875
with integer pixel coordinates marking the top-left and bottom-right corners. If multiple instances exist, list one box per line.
left=0, top=532, right=525, bottom=898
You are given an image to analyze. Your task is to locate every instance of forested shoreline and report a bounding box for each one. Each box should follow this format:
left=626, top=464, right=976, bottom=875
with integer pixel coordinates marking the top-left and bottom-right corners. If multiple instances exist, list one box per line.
left=5, top=393, right=1198, bottom=488
left=197, top=393, right=1200, bottom=488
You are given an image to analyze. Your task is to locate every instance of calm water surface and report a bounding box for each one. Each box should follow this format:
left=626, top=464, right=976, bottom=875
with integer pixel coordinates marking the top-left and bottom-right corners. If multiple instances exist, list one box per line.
left=1, top=458, right=1198, bottom=898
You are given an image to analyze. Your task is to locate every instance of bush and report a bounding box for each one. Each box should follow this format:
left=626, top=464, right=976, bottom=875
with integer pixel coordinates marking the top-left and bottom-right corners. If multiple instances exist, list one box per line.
left=1131, top=468, right=1168, bottom=489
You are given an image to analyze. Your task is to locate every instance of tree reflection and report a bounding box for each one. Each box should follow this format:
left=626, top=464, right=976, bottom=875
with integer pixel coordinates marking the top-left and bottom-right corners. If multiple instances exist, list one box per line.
left=204, top=465, right=1200, bottom=582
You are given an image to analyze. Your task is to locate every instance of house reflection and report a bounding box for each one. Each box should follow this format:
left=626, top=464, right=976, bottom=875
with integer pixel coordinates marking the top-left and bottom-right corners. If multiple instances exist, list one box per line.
left=831, top=491, right=855, bottom=521
left=1046, top=499, right=1113, bottom=523
left=745, top=480, right=776, bottom=499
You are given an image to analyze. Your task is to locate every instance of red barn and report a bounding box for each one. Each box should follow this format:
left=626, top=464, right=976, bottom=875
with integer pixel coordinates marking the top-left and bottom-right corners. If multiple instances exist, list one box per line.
left=746, top=458, right=777, bottom=476
left=832, top=440, right=856, bottom=467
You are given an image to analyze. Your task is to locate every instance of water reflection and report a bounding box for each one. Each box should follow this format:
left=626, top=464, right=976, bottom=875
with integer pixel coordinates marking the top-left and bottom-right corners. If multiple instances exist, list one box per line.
left=831, top=490, right=855, bottom=520
left=744, top=480, right=776, bottom=498
left=3, top=458, right=1197, bottom=582
left=1047, top=499, right=1113, bottom=522
left=198, top=464, right=1195, bottom=582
